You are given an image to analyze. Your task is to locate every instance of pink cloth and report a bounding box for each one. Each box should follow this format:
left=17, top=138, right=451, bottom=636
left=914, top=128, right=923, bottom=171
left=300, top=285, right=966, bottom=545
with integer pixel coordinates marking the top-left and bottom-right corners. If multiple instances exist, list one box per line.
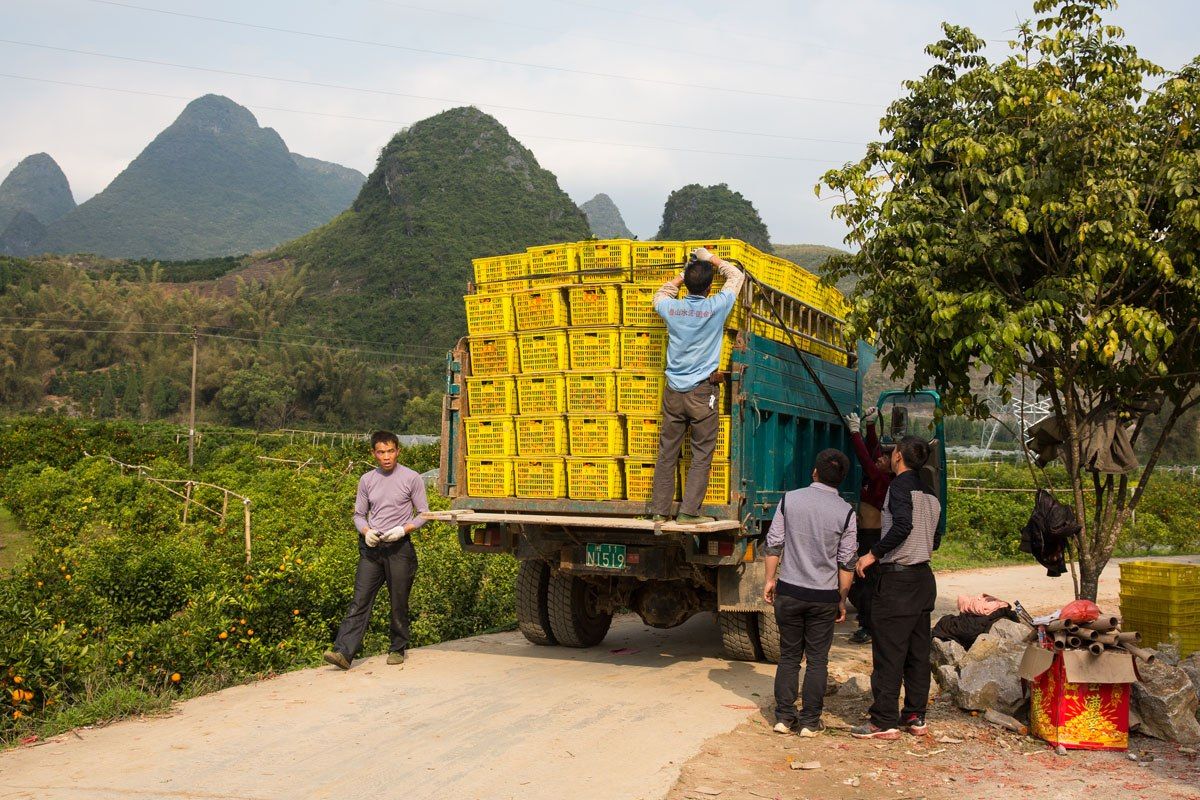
left=957, top=593, right=1010, bottom=616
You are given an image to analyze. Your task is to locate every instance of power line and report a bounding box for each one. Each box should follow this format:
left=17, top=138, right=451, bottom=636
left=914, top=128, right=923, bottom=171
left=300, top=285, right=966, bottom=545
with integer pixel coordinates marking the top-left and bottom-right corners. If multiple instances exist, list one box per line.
left=0, top=72, right=857, bottom=164
left=77, top=0, right=883, bottom=108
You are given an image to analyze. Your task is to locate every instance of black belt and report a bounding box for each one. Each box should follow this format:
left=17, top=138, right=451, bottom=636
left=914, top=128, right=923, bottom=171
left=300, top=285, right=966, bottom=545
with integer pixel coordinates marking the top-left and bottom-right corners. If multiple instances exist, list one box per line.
left=877, top=561, right=930, bottom=573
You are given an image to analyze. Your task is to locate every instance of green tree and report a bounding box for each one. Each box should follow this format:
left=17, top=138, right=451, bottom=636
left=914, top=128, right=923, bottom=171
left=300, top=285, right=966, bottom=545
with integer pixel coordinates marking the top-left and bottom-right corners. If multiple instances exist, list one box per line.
left=96, top=376, right=116, bottom=419
left=214, top=368, right=296, bottom=429
left=121, top=370, right=143, bottom=418
left=655, top=183, right=772, bottom=250
left=820, top=0, right=1200, bottom=599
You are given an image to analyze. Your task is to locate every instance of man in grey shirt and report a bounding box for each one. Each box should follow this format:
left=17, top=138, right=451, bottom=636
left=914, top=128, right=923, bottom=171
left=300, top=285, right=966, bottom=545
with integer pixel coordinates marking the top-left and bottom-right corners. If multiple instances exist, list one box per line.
left=324, top=430, right=429, bottom=670
left=763, top=449, right=857, bottom=736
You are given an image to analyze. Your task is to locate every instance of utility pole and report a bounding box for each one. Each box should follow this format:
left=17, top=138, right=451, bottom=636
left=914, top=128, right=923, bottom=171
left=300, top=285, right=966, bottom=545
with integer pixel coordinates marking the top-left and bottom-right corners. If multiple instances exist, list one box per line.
left=188, top=327, right=198, bottom=468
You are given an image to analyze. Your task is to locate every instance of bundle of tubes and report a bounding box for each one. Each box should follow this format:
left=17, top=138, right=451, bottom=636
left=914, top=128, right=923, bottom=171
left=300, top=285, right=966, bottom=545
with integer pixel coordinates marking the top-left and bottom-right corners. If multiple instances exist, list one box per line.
left=1040, top=615, right=1155, bottom=662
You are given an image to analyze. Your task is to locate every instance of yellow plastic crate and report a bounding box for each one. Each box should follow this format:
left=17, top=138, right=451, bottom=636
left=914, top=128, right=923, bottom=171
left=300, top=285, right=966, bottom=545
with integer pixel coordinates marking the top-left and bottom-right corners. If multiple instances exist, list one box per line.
left=569, top=327, right=621, bottom=370
left=621, top=284, right=666, bottom=327
left=621, top=328, right=669, bottom=370
left=465, top=377, right=516, bottom=417
left=527, top=243, right=579, bottom=287
left=518, top=331, right=569, bottom=373
left=568, top=414, right=625, bottom=456
left=472, top=253, right=529, bottom=293
left=616, top=372, right=665, bottom=414
left=632, top=242, right=686, bottom=284
left=514, top=457, right=566, bottom=498
left=567, top=458, right=623, bottom=500
left=746, top=254, right=789, bottom=292
left=566, top=373, right=617, bottom=413
left=516, top=373, right=566, bottom=414
left=624, top=460, right=657, bottom=502
left=516, top=415, right=568, bottom=456
left=464, top=293, right=515, bottom=336
left=577, top=239, right=632, bottom=283
left=1119, top=595, right=1200, bottom=626
left=679, top=458, right=731, bottom=506
left=1120, top=561, right=1200, bottom=587
left=568, top=285, right=621, bottom=326
left=464, top=416, right=517, bottom=457
left=469, top=335, right=519, bottom=376
left=626, top=415, right=662, bottom=458
left=467, top=458, right=513, bottom=497
left=513, top=288, right=569, bottom=331
left=1120, top=580, right=1200, bottom=604
left=682, top=415, right=731, bottom=459
left=786, top=269, right=822, bottom=306
left=684, top=239, right=759, bottom=268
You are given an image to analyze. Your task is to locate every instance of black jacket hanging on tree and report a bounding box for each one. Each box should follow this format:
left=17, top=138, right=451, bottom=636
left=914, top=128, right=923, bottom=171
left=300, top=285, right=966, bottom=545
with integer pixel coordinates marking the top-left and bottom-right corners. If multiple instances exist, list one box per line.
left=1020, top=489, right=1081, bottom=577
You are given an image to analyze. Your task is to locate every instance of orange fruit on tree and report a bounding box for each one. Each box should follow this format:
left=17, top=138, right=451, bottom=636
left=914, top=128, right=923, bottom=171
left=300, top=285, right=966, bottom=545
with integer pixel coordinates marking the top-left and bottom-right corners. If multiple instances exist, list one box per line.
left=170, top=673, right=181, bottom=683
left=218, top=631, right=228, bottom=640
left=12, top=676, right=22, bottom=684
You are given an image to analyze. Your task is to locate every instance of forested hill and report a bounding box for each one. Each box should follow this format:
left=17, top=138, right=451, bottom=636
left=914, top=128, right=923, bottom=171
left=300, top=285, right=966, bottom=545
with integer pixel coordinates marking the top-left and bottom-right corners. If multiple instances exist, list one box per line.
left=276, top=106, right=591, bottom=349
left=0, top=153, right=76, bottom=235
left=580, top=193, right=634, bottom=238
left=656, top=183, right=772, bottom=251
left=32, top=95, right=364, bottom=260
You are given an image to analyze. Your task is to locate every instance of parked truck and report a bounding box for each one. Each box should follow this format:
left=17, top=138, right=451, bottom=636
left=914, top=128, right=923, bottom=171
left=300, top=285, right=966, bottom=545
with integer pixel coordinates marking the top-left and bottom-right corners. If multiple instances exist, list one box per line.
left=426, top=239, right=946, bottom=661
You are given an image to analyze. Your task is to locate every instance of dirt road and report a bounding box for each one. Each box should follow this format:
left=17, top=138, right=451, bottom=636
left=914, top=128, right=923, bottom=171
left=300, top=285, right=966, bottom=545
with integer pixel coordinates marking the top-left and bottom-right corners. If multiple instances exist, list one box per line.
left=2, top=557, right=1197, bottom=800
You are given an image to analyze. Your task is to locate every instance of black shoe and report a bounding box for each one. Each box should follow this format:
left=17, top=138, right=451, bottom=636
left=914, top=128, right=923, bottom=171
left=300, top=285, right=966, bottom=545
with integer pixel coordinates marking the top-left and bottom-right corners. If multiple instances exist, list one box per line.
left=849, top=628, right=872, bottom=644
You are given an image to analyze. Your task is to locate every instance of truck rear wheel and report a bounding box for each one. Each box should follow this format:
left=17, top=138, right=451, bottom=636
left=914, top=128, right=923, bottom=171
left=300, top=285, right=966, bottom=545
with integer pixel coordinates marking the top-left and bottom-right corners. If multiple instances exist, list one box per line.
left=718, top=611, right=763, bottom=661
left=758, top=611, right=781, bottom=663
left=547, top=572, right=612, bottom=647
left=516, top=560, right=557, bottom=646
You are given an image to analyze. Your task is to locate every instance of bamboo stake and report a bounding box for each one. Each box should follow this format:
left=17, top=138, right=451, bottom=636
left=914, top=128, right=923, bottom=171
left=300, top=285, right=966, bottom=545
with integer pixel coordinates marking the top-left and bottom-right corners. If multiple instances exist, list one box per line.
left=182, top=481, right=192, bottom=525
left=243, top=499, right=252, bottom=564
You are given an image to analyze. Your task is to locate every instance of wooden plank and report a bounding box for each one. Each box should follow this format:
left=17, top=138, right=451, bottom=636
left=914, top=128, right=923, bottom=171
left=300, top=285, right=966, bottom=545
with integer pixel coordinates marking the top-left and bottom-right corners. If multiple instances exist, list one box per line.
left=421, top=509, right=741, bottom=533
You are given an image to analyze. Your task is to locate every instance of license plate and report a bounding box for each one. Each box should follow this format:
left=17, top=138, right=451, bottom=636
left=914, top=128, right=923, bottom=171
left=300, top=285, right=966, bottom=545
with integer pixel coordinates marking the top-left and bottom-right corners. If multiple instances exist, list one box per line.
left=585, top=543, right=627, bottom=570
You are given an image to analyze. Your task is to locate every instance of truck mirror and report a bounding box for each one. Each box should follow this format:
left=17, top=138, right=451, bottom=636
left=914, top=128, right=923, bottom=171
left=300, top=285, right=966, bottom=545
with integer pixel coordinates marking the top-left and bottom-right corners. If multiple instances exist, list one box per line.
left=889, top=405, right=908, bottom=439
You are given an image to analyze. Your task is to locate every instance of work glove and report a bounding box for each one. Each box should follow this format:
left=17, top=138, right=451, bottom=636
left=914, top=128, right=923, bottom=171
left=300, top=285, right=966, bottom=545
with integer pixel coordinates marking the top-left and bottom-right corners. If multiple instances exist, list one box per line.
left=363, top=529, right=381, bottom=548
left=845, top=412, right=861, bottom=434
left=690, top=246, right=714, bottom=263
left=863, top=407, right=879, bottom=426
left=378, top=524, right=408, bottom=543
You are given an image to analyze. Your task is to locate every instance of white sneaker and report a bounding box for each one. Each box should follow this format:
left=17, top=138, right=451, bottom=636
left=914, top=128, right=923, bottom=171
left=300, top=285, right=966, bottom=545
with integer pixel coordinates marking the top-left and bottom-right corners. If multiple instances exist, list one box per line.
left=799, top=723, right=825, bottom=737
left=773, top=722, right=793, bottom=734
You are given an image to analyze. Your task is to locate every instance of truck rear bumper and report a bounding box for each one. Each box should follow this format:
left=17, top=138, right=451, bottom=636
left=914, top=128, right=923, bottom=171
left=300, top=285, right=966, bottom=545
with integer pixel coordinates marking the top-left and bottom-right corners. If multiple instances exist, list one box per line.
left=421, top=509, right=742, bottom=534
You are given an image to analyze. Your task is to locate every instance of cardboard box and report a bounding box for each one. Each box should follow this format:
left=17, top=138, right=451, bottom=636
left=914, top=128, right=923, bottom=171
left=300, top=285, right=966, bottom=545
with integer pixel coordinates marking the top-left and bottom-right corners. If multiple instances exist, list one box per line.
left=1019, top=645, right=1136, bottom=751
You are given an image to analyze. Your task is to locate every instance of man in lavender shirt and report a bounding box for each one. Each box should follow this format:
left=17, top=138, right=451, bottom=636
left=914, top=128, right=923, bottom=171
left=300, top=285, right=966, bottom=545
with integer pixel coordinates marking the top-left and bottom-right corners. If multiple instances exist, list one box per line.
left=323, top=430, right=429, bottom=670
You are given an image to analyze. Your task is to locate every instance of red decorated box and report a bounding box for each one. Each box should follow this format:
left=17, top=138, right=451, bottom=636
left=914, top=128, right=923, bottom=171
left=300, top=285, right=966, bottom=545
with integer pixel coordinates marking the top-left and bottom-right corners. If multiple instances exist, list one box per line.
left=1019, top=645, right=1135, bottom=751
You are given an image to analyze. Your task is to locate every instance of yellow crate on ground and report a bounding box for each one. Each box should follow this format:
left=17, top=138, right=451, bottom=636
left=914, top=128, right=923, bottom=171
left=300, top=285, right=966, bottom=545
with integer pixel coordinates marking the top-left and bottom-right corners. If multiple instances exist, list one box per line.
left=518, top=330, right=569, bottom=373
left=568, top=414, right=625, bottom=456
left=621, top=328, right=669, bottom=370
left=1120, top=562, right=1200, bottom=600
left=577, top=239, right=632, bottom=283
left=626, top=415, right=662, bottom=458
left=514, top=457, right=566, bottom=498
left=465, top=377, right=516, bottom=417
left=527, top=243, right=579, bottom=287
left=632, top=242, right=686, bottom=284
left=679, top=458, right=731, bottom=506
left=472, top=253, right=528, bottom=293
left=1117, top=616, right=1198, bottom=657
left=516, top=415, right=568, bottom=456
left=464, top=294, right=515, bottom=336
left=467, top=458, right=513, bottom=497
left=567, top=458, right=623, bottom=500
left=566, top=373, right=617, bottom=413
left=569, top=327, right=621, bottom=370
left=513, top=288, right=569, bottom=330
left=464, top=416, right=516, bottom=457
left=568, top=285, right=621, bottom=326
left=469, top=335, right=518, bottom=376
left=621, top=284, right=666, bottom=327
left=516, top=374, right=566, bottom=414
left=682, top=415, right=731, bottom=459
left=617, top=372, right=664, bottom=414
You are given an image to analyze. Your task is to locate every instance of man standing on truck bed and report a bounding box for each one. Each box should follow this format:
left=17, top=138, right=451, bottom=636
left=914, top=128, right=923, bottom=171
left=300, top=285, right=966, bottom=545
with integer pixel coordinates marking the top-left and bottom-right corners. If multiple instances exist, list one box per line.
left=324, top=430, right=429, bottom=671
left=850, top=436, right=941, bottom=740
left=649, top=246, right=744, bottom=524
left=763, top=448, right=857, bottom=737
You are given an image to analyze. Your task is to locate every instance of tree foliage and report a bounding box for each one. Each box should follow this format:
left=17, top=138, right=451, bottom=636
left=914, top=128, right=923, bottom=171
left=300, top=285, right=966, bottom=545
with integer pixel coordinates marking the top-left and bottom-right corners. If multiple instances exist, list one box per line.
left=820, top=0, right=1200, bottom=598
left=655, top=183, right=772, bottom=250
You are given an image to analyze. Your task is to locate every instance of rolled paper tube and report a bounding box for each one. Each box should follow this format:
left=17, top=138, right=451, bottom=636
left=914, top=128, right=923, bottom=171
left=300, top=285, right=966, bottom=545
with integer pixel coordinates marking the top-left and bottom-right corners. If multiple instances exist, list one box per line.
left=1081, top=617, right=1120, bottom=631
left=1046, top=620, right=1071, bottom=633
left=1088, top=642, right=1105, bottom=655
left=1053, top=634, right=1067, bottom=651
left=1067, top=635, right=1084, bottom=649
left=1115, top=631, right=1141, bottom=644
left=1119, top=643, right=1156, bottom=662
left=1093, top=632, right=1120, bottom=646
left=1065, top=624, right=1080, bottom=633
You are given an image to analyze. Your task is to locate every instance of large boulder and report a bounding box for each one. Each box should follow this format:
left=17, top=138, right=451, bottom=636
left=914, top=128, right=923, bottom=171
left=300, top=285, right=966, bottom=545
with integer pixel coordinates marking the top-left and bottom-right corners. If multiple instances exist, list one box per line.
left=1179, top=653, right=1200, bottom=702
left=987, top=618, right=1031, bottom=643
left=935, top=664, right=960, bottom=696
left=931, top=638, right=966, bottom=670
left=1131, top=659, right=1200, bottom=744
left=953, top=633, right=1027, bottom=715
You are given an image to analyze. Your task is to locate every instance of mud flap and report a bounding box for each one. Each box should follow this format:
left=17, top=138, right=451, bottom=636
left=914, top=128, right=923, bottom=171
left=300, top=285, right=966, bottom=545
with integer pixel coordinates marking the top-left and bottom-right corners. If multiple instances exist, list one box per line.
left=717, top=561, right=770, bottom=612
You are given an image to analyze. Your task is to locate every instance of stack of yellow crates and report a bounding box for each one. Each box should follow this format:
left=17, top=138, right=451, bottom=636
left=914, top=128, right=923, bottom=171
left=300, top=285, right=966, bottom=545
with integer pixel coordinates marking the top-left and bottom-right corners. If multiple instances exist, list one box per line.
left=462, top=238, right=846, bottom=501
left=1119, top=561, right=1200, bottom=657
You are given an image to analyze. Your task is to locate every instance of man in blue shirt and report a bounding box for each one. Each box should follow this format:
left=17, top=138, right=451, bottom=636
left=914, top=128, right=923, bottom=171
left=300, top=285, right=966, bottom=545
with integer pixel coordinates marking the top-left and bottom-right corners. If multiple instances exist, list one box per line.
left=649, top=247, right=744, bottom=523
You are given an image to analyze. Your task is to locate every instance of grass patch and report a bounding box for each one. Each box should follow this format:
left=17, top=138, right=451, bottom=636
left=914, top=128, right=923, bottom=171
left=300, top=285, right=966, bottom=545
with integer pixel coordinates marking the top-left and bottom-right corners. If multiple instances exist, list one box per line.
left=0, top=505, right=32, bottom=573
left=932, top=539, right=1030, bottom=572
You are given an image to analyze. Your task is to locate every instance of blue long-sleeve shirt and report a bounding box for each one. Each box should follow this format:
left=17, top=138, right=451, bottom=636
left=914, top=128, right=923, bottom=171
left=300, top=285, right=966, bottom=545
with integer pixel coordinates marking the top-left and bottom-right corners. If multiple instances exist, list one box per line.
left=653, top=261, right=744, bottom=391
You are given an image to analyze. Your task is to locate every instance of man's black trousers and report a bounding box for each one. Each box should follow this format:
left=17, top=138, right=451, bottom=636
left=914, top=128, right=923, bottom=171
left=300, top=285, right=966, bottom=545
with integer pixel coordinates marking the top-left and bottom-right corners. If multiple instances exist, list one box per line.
left=848, top=529, right=880, bottom=632
left=868, top=564, right=936, bottom=730
left=332, top=537, right=418, bottom=659
left=772, top=594, right=838, bottom=730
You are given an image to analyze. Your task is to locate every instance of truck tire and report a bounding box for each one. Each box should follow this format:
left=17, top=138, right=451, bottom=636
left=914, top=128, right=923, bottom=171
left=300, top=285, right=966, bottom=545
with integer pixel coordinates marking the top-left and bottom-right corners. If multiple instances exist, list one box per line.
left=516, top=560, right=557, bottom=646
left=547, top=572, right=612, bottom=647
left=758, top=611, right=781, bottom=664
left=718, top=611, right=763, bottom=661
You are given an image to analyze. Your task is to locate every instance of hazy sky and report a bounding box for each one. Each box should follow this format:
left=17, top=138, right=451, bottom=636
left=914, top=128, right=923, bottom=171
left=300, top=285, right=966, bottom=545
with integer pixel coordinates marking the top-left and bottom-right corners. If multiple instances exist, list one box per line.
left=3, top=0, right=1197, bottom=246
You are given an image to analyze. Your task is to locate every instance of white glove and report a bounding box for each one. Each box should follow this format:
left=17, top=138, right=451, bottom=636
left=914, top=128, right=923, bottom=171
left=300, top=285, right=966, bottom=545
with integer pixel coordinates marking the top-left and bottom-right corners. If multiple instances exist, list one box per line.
left=863, top=407, right=879, bottom=426
left=690, top=246, right=714, bottom=263
left=845, top=413, right=861, bottom=434
left=378, top=524, right=408, bottom=543
left=363, top=529, right=381, bottom=547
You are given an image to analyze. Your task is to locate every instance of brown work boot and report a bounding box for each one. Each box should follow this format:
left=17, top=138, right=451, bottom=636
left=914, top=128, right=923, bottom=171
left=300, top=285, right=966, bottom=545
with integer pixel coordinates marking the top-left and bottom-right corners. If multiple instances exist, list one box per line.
left=676, top=513, right=716, bottom=525
left=386, top=651, right=406, bottom=666
left=323, top=650, right=351, bottom=670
